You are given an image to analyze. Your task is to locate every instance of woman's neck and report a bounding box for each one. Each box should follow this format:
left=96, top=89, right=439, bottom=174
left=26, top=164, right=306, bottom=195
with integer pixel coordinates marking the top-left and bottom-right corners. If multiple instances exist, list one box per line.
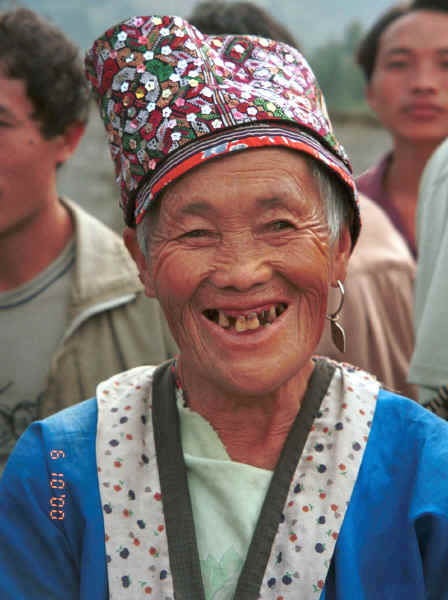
left=177, top=358, right=315, bottom=470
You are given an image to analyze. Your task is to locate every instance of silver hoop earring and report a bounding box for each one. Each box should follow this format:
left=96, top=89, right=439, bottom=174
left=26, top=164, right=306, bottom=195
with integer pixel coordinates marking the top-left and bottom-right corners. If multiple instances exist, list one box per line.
left=326, top=280, right=346, bottom=353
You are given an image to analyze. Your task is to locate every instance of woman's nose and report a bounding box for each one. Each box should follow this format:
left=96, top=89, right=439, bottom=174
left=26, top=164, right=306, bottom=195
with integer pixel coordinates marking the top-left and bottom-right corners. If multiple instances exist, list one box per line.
left=210, top=240, right=273, bottom=291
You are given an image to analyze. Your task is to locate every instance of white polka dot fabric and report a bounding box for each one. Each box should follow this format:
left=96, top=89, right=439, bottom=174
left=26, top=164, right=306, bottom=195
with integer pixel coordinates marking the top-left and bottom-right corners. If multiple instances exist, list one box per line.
left=96, top=362, right=378, bottom=598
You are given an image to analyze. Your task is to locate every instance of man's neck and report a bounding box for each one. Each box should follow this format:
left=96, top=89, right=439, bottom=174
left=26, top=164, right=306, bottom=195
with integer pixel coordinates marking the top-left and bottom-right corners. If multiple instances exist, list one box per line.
left=387, top=140, right=437, bottom=195
left=0, top=196, right=74, bottom=293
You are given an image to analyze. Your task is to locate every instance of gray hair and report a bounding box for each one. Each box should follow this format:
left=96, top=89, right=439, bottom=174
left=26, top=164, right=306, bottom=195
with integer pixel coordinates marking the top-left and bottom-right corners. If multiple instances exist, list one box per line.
left=136, top=154, right=351, bottom=259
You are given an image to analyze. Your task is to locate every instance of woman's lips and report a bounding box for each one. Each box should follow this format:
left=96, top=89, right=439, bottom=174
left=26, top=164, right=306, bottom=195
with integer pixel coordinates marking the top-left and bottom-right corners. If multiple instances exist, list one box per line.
left=203, top=302, right=287, bottom=333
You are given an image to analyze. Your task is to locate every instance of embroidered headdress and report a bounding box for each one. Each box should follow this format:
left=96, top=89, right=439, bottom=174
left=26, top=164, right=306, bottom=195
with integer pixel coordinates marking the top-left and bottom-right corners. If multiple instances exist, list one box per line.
left=85, top=15, right=360, bottom=244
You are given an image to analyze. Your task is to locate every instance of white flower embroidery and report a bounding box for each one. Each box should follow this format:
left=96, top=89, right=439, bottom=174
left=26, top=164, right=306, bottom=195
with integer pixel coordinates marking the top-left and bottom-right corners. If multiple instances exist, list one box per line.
left=211, top=119, right=222, bottom=128
left=143, top=51, right=154, bottom=61
left=171, top=131, right=181, bottom=141
left=161, top=46, right=172, bottom=56
left=186, top=112, right=197, bottom=122
left=117, top=31, right=128, bottom=42
left=160, top=27, right=170, bottom=36
left=162, top=107, right=172, bottom=118
left=120, top=81, right=129, bottom=92
left=200, top=87, right=212, bottom=98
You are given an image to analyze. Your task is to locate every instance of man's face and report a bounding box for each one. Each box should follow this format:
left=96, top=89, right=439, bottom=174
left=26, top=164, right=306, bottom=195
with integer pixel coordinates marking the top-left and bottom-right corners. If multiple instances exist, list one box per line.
left=0, top=70, right=73, bottom=237
left=367, top=10, right=448, bottom=146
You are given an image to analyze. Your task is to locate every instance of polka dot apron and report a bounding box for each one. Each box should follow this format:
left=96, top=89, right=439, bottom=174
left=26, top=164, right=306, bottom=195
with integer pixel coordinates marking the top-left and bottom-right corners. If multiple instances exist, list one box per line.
left=96, top=359, right=378, bottom=598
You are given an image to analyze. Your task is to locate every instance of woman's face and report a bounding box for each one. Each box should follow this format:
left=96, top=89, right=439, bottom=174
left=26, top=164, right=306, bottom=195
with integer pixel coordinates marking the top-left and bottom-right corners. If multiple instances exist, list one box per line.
left=129, top=148, right=350, bottom=396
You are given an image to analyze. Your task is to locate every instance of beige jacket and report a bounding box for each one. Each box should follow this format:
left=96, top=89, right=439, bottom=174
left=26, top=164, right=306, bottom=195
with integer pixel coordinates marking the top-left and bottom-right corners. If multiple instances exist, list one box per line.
left=316, top=194, right=417, bottom=400
left=41, top=198, right=177, bottom=417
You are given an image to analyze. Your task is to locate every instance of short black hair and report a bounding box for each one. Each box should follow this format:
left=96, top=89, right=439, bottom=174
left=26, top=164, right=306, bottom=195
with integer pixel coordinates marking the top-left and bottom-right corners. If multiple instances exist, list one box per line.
left=0, top=8, right=90, bottom=138
left=357, top=3, right=411, bottom=82
left=188, top=1, right=300, bottom=50
left=357, top=1, right=448, bottom=82
left=411, top=0, right=448, bottom=10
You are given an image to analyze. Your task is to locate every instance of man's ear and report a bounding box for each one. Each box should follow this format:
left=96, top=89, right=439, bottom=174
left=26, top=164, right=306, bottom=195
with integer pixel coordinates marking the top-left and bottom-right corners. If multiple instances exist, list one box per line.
left=330, top=226, right=352, bottom=287
left=56, top=121, right=86, bottom=164
left=123, top=227, right=156, bottom=297
left=365, top=83, right=378, bottom=115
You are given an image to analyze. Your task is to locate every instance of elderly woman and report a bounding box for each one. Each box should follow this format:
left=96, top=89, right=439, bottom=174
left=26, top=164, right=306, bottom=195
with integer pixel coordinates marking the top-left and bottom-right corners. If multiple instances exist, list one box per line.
left=1, top=15, right=448, bottom=600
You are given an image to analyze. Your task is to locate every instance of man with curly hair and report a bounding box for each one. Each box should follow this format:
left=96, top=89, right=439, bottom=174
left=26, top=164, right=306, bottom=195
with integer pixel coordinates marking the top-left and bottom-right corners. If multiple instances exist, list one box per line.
left=0, top=8, right=176, bottom=472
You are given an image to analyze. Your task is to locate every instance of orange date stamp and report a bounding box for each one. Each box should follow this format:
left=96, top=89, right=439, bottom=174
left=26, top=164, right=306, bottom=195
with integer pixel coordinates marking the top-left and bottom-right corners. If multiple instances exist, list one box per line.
left=49, top=449, right=66, bottom=520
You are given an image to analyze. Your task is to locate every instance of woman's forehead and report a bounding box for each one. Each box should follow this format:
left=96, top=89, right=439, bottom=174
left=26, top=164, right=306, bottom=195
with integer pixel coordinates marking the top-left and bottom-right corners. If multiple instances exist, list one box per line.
left=162, top=147, right=317, bottom=206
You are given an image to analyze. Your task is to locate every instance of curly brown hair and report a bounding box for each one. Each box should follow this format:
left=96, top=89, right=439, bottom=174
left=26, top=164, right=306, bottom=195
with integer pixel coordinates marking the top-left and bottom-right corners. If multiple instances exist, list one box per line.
left=0, top=8, right=90, bottom=139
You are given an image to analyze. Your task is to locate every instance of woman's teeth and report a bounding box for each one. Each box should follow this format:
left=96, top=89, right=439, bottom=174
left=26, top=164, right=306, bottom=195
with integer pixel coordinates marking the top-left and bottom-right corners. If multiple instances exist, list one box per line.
left=204, top=303, right=287, bottom=332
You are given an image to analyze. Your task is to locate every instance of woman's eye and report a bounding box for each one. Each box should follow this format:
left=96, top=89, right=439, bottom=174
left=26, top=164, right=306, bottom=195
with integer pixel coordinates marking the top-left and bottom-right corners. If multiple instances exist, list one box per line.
left=269, top=220, right=295, bottom=231
left=182, top=229, right=212, bottom=238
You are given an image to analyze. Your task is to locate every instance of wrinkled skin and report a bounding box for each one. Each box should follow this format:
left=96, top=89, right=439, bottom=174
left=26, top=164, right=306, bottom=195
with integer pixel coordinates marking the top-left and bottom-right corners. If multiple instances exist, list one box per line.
left=367, top=10, right=448, bottom=146
left=125, top=148, right=350, bottom=468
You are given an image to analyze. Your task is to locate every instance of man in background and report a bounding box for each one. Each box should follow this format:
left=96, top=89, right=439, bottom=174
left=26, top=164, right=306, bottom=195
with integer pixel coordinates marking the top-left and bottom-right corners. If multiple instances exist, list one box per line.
left=189, top=0, right=300, bottom=49
left=409, top=137, right=448, bottom=416
left=356, top=0, right=448, bottom=258
left=0, top=8, right=176, bottom=471
left=189, top=0, right=417, bottom=400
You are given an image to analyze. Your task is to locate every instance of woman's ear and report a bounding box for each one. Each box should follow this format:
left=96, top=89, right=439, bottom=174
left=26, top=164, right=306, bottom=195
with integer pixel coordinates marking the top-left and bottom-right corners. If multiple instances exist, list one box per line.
left=330, top=226, right=352, bottom=287
left=123, top=227, right=156, bottom=297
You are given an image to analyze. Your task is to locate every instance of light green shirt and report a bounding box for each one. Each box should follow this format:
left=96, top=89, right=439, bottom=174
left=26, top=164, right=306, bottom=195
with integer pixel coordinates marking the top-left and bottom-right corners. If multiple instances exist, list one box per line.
left=177, top=391, right=273, bottom=600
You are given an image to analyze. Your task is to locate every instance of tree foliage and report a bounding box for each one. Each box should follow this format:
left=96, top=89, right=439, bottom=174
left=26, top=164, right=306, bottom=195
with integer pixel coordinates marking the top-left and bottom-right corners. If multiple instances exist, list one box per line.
left=308, top=20, right=367, bottom=114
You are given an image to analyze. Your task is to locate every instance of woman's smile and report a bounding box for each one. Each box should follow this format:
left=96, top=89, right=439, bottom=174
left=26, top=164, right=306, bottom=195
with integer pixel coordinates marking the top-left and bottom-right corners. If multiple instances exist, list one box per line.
left=134, top=147, right=351, bottom=397
left=203, top=302, right=288, bottom=332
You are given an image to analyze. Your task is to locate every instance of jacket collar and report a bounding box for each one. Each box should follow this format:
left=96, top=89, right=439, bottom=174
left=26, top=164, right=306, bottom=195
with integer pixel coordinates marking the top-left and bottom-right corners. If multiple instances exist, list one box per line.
left=62, top=197, right=143, bottom=318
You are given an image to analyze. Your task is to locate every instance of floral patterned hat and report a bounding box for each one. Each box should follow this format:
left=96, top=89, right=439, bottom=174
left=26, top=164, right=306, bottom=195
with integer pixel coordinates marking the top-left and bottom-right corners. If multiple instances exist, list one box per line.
left=85, top=15, right=360, bottom=244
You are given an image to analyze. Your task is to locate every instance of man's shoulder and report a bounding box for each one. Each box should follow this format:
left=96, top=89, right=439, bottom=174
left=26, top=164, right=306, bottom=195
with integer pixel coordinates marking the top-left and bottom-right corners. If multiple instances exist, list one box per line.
left=349, top=193, right=415, bottom=274
left=356, top=153, right=390, bottom=199
left=62, top=197, right=124, bottom=250
left=63, top=197, right=143, bottom=302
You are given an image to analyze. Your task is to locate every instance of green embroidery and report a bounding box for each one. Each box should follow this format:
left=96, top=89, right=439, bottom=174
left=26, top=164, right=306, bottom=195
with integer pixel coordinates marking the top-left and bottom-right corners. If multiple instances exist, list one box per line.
left=200, top=547, right=244, bottom=600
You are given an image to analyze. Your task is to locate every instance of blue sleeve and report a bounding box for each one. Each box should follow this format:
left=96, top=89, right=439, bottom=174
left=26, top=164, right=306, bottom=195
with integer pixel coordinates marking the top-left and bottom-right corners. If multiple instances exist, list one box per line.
left=324, top=389, right=448, bottom=599
left=415, top=513, right=448, bottom=599
left=0, top=398, right=107, bottom=600
left=410, top=393, right=448, bottom=600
